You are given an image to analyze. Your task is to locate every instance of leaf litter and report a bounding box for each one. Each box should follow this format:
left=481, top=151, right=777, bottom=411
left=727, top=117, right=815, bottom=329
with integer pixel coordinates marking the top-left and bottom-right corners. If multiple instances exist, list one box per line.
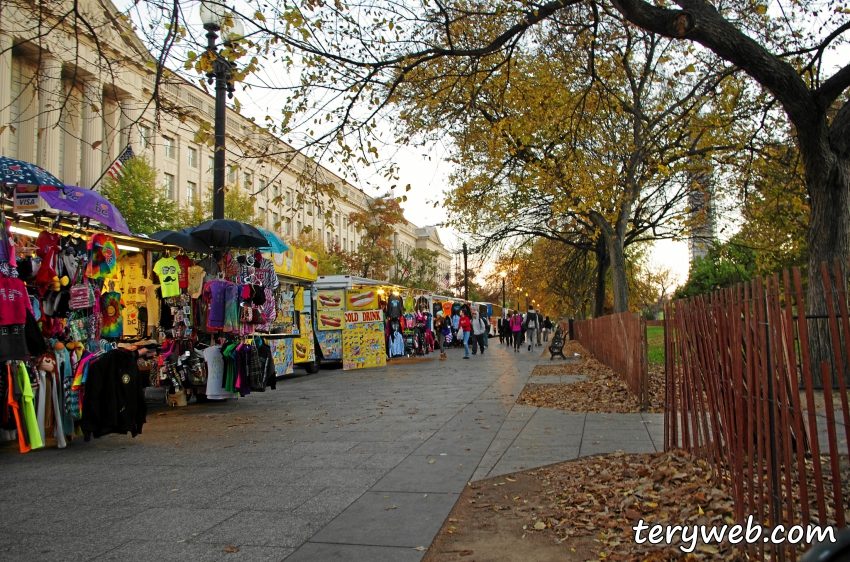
left=518, top=341, right=664, bottom=413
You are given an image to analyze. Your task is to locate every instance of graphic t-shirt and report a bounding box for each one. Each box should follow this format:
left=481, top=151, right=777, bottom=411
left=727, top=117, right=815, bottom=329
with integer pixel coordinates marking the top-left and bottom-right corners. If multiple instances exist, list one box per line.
left=122, top=303, right=139, bottom=337
left=100, top=291, right=123, bottom=338
left=123, top=277, right=152, bottom=305
left=153, top=257, right=181, bottom=297
left=176, top=255, right=192, bottom=289
left=119, top=254, right=148, bottom=303
left=187, top=265, right=205, bottom=299
left=86, top=234, right=119, bottom=279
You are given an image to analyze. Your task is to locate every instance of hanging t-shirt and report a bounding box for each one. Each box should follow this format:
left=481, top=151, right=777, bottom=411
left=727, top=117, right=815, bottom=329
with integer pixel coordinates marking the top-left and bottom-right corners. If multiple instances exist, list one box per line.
left=86, top=234, right=119, bottom=279
left=100, top=291, right=123, bottom=338
left=442, top=301, right=452, bottom=318
left=176, top=255, right=192, bottom=289
left=122, top=303, right=139, bottom=337
left=187, top=265, right=205, bottom=299
left=124, top=276, right=152, bottom=305
left=203, top=280, right=228, bottom=330
left=203, top=346, right=237, bottom=400
left=153, top=257, right=181, bottom=298
left=146, top=284, right=160, bottom=330
left=0, top=276, right=31, bottom=325
left=119, top=254, right=148, bottom=303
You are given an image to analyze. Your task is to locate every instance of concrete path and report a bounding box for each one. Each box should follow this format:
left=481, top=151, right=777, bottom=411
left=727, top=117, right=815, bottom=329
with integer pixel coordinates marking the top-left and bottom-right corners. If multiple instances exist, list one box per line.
left=0, top=340, right=661, bottom=562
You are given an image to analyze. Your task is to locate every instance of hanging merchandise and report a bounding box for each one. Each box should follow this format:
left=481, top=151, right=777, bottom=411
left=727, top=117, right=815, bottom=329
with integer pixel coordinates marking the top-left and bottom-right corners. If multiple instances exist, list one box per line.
left=100, top=290, right=123, bottom=339
left=69, top=264, right=95, bottom=310
left=153, top=255, right=181, bottom=298
left=86, top=233, right=119, bottom=279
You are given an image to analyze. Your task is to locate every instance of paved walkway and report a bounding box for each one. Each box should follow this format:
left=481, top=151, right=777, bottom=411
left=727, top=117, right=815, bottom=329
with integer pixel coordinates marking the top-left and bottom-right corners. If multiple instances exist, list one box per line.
left=0, top=340, right=661, bottom=562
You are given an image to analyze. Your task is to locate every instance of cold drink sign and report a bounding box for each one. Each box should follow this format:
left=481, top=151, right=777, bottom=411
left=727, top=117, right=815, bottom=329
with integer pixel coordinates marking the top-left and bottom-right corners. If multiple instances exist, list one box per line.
left=344, top=310, right=384, bottom=324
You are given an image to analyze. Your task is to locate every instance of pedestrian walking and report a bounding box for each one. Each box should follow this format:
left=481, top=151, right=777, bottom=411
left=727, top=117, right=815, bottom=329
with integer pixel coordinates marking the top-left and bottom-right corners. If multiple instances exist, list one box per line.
left=510, top=310, right=523, bottom=352
left=436, top=311, right=450, bottom=360
left=471, top=310, right=487, bottom=355
left=459, top=309, right=472, bottom=359
left=534, top=310, right=543, bottom=347
left=524, top=306, right=539, bottom=352
left=498, top=314, right=508, bottom=344
left=543, top=316, right=553, bottom=342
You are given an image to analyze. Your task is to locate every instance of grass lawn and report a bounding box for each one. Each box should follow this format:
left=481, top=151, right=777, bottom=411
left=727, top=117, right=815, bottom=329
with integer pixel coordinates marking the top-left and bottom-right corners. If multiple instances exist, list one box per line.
left=646, top=325, right=665, bottom=365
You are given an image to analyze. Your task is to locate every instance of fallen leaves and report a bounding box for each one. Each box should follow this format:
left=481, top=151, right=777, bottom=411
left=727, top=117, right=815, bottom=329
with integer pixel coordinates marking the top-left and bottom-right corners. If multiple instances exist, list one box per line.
left=222, top=545, right=239, bottom=553
left=519, top=342, right=664, bottom=413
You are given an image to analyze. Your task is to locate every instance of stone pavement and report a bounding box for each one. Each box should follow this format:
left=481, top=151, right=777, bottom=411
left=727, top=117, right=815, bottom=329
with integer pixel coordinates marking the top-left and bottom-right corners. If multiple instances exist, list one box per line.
left=0, top=339, right=662, bottom=562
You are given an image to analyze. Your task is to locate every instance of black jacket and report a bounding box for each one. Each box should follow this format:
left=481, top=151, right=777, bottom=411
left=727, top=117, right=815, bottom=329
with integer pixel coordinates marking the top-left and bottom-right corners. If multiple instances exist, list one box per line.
left=82, top=349, right=147, bottom=440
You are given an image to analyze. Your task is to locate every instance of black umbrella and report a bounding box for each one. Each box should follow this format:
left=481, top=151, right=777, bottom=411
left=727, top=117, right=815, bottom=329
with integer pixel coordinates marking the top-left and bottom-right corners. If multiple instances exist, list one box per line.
left=150, top=230, right=213, bottom=253
left=188, top=219, right=267, bottom=249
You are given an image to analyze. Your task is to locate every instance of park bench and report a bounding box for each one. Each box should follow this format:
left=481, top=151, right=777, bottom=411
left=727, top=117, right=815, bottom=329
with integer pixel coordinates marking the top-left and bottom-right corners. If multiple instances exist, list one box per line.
left=548, top=328, right=567, bottom=360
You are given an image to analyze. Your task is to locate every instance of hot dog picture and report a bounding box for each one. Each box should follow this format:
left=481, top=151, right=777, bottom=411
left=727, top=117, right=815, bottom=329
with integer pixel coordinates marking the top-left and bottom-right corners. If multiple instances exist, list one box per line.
left=295, top=342, right=308, bottom=358
left=346, top=289, right=378, bottom=310
left=317, top=290, right=345, bottom=310
left=305, top=254, right=318, bottom=274
left=317, top=312, right=346, bottom=330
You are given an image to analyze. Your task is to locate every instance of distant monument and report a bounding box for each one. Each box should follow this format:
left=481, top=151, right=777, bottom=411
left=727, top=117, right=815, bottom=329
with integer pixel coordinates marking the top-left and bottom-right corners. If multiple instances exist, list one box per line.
left=688, top=165, right=716, bottom=263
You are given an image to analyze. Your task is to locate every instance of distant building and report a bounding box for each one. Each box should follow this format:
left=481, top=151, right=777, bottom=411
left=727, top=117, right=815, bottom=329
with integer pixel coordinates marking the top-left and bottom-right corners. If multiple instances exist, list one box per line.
left=0, top=0, right=452, bottom=285
left=688, top=167, right=716, bottom=263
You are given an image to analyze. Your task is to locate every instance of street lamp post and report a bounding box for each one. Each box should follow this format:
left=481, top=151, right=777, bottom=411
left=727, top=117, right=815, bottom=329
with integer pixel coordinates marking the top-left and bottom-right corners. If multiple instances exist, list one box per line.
left=200, top=2, right=243, bottom=220
left=525, top=292, right=530, bottom=311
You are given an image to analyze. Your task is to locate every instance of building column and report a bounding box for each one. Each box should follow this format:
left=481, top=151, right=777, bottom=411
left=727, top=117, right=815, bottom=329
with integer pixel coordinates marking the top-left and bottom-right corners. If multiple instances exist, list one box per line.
left=37, top=54, right=62, bottom=174
left=119, top=96, right=139, bottom=151
left=102, top=96, right=120, bottom=166
left=80, top=80, right=102, bottom=188
left=0, top=33, right=12, bottom=157
left=17, top=61, right=38, bottom=164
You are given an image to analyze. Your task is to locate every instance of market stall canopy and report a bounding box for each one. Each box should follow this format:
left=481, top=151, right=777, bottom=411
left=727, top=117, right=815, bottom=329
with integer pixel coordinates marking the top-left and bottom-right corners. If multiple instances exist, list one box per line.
left=0, top=156, right=65, bottom=188
left=39, top=185, right=130, bottom=235
left=188, top=219, right=267, bottom=248
left=258, top=227, right=289, bottom=253
left=150, top=230, right=213, bottom=253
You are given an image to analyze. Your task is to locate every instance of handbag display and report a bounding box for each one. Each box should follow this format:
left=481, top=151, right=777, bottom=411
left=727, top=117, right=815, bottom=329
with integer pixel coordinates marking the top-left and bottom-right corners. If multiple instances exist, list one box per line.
left=69, top=265, right=95, bottom=310
left=67, top=311, right=88, bottom=342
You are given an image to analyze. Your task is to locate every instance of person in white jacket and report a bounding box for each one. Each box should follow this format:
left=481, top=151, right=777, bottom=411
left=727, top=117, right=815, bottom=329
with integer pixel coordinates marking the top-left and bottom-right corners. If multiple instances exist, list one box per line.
left=471, top=310, right=488, bottom=355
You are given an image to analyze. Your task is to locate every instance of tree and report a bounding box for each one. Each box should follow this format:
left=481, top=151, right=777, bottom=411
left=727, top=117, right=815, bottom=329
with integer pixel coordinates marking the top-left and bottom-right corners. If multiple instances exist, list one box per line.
left=345, top=196, right=405, bottom=279
left=100, top=156, right=179, bottom=234
left=287, top=232, right=349, bottom=276
left=392, top=247, right=441, bottom=290
left=184, top=183, right=263, bottom=228
left=675, top=236, right=757, bottom=299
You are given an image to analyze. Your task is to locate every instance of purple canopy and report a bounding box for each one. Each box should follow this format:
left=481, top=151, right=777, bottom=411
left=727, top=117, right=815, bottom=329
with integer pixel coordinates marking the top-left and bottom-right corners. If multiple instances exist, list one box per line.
left=40, top=185, right=131, bottom=235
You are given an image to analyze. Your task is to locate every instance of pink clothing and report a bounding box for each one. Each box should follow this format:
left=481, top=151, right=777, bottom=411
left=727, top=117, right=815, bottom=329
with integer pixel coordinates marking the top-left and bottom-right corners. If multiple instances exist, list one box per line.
left=510, top=315, right=522, bottom=332
left=0, top=276, right=32, bottom=325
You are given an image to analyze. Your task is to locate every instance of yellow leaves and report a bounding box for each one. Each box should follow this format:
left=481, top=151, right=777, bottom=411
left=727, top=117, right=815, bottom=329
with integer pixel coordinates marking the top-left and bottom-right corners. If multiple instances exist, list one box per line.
left=254, top=10, right=266, bottom=22
left=755, top=4, right=767, bottom=13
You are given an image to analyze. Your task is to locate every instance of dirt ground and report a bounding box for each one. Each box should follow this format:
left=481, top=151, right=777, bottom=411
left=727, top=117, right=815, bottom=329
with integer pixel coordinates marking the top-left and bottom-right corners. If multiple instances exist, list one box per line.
left=517, top=341, right=665, bottom=413
left=424, top=451, right=745, bottom=562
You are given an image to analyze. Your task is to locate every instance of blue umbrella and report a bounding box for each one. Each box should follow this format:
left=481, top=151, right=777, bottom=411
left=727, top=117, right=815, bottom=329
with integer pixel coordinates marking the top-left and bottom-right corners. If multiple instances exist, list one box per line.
left=258, top=228, right=289, bottom=253
left=0, top=156, right=65, bottom=188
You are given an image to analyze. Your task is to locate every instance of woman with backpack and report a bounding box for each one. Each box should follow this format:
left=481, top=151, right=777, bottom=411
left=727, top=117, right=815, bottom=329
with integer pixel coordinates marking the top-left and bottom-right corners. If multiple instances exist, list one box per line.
left=509, top=310, right=523, bottom=353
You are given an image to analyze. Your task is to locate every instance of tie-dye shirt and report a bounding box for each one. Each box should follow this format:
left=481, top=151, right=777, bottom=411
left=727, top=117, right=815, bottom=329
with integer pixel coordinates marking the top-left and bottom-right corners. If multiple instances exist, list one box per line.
left=100, top=291, right=123, bottom=338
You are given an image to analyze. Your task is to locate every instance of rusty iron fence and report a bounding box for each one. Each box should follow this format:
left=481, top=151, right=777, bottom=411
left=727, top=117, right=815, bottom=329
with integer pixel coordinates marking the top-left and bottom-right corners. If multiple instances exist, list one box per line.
left=664, top=263, right=850, bottom=559
left=572, top=311, right=649, bottom=409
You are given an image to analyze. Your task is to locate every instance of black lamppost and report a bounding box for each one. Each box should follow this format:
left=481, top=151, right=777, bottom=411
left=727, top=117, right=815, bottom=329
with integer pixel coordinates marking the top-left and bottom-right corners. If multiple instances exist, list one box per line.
left=200, top=2, right=243, bottom=220
left=525, top=292, right=530, bottom=312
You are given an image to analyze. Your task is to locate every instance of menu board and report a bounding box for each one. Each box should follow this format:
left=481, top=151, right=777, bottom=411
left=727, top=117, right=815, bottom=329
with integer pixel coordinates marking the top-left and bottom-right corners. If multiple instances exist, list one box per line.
left=317, top=311, right=346, bottom=331
left=346, top=288, right=379, bottom=311
left=292, top=337, right=315, bottom=363
left=316, top=289, right=345, bottom=311
left=342, top=322, right=386, bottom=370
left=317, top=330, right=342, bottom=359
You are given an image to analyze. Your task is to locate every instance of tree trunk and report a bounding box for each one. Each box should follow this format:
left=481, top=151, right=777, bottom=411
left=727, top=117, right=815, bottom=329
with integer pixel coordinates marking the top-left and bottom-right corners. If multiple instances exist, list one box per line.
left=590, top=212, right=630, bottom=314
left=806, top=151, right=850, bottom=387
left=594, top=240, right=610, bottom=318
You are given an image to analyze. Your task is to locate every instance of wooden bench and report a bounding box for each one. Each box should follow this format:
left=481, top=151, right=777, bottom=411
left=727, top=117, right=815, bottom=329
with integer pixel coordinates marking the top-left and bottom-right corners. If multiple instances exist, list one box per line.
left=548, top=329, right=567, bottom=360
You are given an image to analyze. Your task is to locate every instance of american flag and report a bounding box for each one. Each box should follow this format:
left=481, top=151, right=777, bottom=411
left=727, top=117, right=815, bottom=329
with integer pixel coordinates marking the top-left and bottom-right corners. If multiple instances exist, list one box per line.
left=442, top=272, right=450, bottom=288
left=105, top=145, right=134, bottom=181
left=402, top=264, right=411, bottom=277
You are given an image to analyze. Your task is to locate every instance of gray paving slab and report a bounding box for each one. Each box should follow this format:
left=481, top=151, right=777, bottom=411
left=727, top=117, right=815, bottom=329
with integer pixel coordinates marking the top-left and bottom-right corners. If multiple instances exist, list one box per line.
left=307, top=491, right=459, bottom=547
left=371, top=453, right=480, bottom=493
left=282, top=543, right=425, bottom=562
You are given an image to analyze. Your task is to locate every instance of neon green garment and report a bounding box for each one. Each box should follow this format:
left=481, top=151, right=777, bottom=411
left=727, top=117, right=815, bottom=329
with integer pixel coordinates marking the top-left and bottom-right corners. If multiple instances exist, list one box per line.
left=17, top=363, right=43, bottom=450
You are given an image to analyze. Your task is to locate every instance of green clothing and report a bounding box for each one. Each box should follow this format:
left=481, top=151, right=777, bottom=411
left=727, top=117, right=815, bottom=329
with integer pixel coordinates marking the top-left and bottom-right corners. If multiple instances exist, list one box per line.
left=18, top=363, right=44, bottom=450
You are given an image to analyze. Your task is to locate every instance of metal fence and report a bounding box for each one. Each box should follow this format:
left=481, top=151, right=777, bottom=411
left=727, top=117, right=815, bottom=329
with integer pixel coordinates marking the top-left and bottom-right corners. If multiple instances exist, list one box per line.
left=572, top=311, right=649, bottom=409
left=664, top=263, right=850, bottom=559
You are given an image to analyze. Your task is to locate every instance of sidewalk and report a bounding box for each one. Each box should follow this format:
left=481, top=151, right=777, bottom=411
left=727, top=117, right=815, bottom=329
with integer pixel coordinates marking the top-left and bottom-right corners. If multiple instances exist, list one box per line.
left=0, top=340, right=660, bottom=562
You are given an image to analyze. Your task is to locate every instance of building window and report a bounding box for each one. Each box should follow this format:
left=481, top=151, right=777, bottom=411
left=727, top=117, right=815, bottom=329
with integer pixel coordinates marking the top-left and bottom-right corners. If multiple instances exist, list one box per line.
left=187, top=146, right=198, bottom=168
left=335, top=234, right=339, bottom=246
left=284, top=217, right=292, bottom=235
left=164, top=136, right=176, bottom=159
left=297, top=220, right=302, bottom=234
left=243, top=172, right=253, bottom=191
left=326, top=231, right=331, bottom=247
left=207, top=155, right=214, bottom=174
left=259, top=207, right=266, bottom=225
left=272, top=212, right=279, bottom=228
left=164, top=173, right=175, bottom=200
left=343, top=237, right=347, bottom=250
left=350, top=240, right=355, bottom=252
left=258, top=177, right=267, bottom=197
left=285, top=190, right=292, bottom=206
left=306, top=202, right=313, bottom=216
left=187, top=181, right=197, bottom=201
left=138, top=124, right=151, bottom=149
left=227, top=166, right=238, bottom=184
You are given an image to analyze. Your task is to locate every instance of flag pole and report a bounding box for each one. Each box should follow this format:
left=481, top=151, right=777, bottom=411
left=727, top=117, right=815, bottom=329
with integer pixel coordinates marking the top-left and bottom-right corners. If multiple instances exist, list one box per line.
left=91, top=144, right=131, bottom=191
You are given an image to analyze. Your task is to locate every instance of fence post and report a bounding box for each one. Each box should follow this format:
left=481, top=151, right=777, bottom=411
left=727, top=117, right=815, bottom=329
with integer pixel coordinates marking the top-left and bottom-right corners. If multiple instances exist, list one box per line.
left=640, top=314, right=648, bottom=411
left=568, top=318, right=574, bottom=340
